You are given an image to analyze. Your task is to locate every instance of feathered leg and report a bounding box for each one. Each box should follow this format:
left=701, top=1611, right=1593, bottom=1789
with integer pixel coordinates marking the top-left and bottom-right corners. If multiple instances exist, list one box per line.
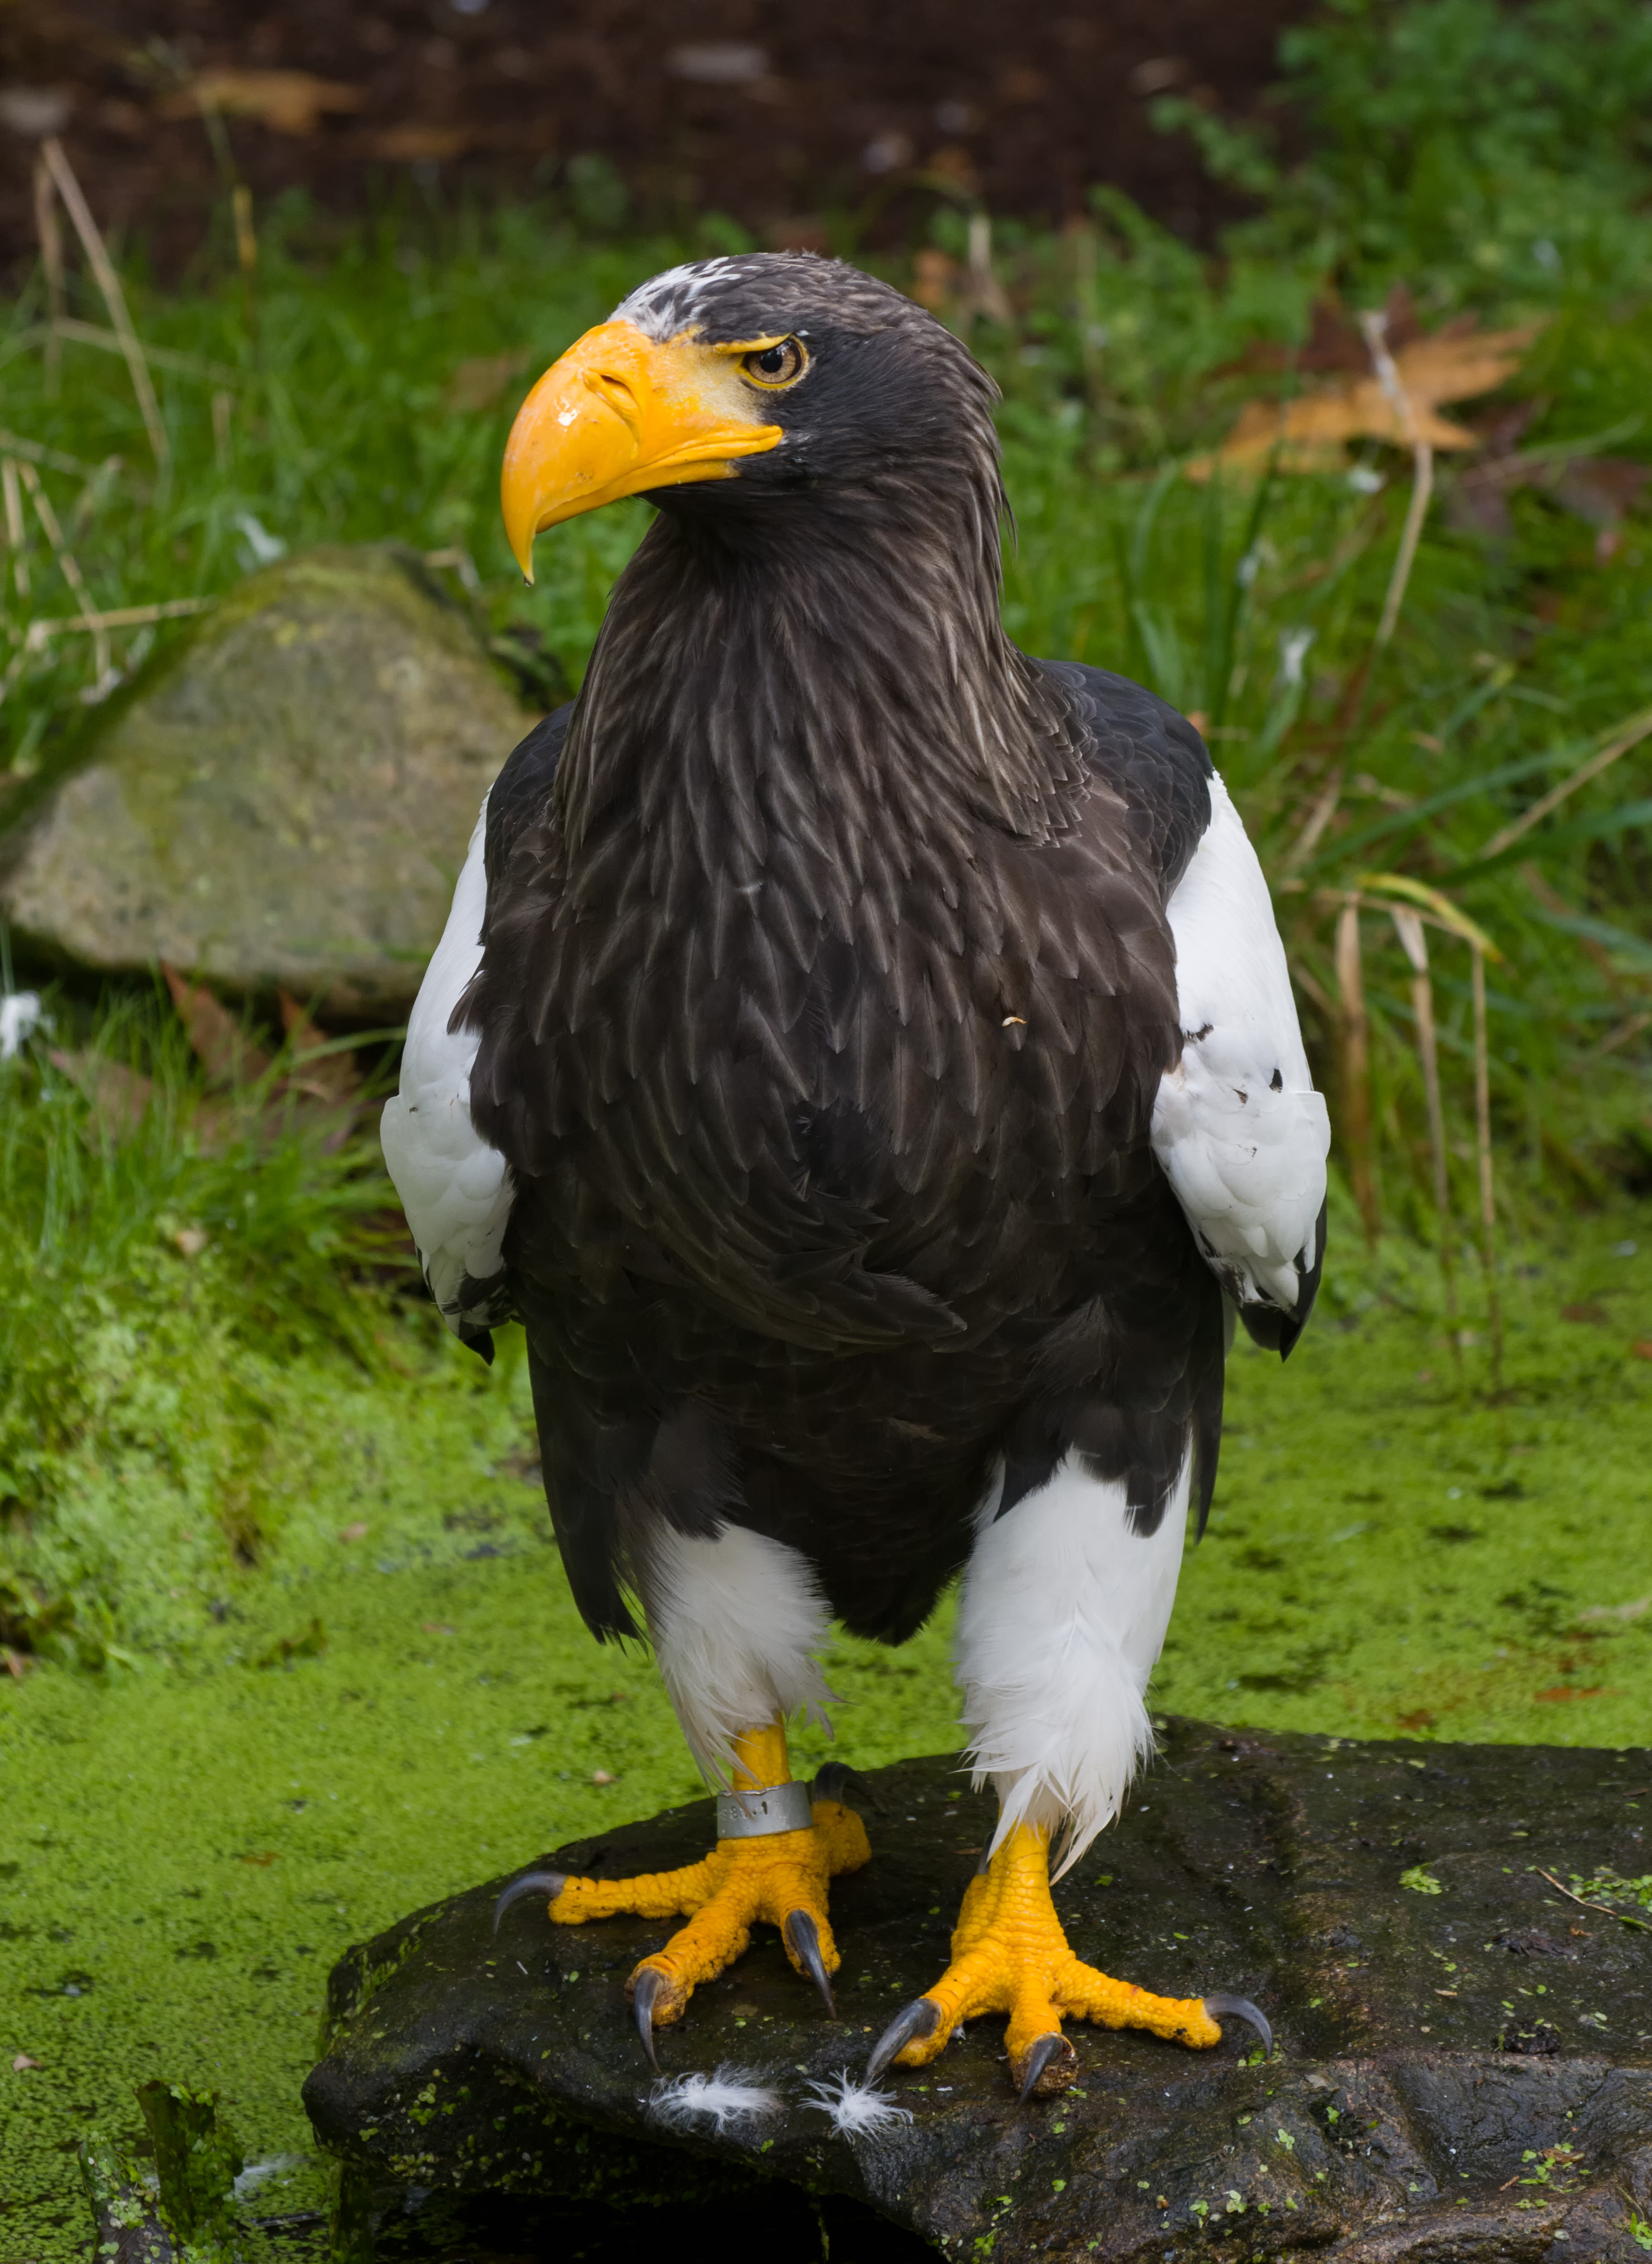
left=501, top=1523, right=869, bottom=2058
left=868, top=1450, right=1267, bottom=2096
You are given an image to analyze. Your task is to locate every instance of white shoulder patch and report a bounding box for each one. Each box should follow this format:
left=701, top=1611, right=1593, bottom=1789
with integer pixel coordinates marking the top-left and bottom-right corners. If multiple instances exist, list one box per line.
left=380, top=797, right=514, bottom=1344
left=1151, top=772, right=1330, bottom=1316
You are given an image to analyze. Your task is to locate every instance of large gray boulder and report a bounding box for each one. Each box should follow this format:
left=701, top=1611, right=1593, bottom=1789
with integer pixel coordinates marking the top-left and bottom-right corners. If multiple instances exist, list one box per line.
left=0, top=546, right=532, bottom=1019
left=303, top=1720, right=1652, bottom=2261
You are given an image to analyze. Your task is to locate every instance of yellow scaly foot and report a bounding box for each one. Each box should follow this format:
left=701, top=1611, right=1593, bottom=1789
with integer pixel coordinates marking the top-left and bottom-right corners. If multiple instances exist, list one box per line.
left=493, top=1724, right=870, bottom=2064
left=867, top=1822, right=1270, bottom=2099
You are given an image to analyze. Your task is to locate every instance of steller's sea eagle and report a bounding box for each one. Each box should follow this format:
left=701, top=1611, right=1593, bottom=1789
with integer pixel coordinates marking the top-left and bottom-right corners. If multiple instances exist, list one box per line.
left=381, top=253, right=1329, bottom=2101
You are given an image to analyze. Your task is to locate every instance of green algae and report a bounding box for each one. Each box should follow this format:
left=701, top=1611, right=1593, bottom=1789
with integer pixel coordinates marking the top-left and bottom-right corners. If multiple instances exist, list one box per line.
left=4, top=1206, right=1652, bottom=2257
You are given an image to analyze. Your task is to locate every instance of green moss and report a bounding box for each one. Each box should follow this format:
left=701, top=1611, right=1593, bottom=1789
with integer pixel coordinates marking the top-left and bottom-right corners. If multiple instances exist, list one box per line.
left=5, top=1208, right=1652, bottom=2258
left=1159, top=1200, right=1652, bottom=1747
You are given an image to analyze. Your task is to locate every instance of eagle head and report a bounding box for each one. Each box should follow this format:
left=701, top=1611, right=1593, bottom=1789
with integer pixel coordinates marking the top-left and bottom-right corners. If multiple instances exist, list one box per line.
left=500, top=251, right=1000, bottom=574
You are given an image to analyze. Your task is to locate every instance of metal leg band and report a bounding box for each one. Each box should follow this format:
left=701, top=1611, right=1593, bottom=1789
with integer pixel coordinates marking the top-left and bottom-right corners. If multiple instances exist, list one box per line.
left=715, top=1781, right=815, bottom=1839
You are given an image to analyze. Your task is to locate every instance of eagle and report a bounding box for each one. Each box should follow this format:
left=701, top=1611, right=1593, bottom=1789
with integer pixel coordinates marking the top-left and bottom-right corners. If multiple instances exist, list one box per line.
left=381, top=252, right=1329, bottom=2103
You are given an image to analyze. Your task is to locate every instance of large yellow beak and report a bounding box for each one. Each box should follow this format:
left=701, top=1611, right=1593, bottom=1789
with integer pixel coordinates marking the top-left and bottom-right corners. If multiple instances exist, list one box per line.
left=499, top=321, right=786, bottom=579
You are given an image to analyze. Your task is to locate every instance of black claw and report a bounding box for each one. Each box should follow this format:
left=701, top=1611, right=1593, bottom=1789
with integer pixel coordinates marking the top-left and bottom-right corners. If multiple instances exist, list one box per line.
left=491, top=1870, right=567, bottom=1934
left=784, top=1909, right=836, bottom=2017
left=1203, top=1992, right=1273, bottom=2056
left=867, top=1995, right=941, bottom=2083
left=1016, top=2031, right=1075, bottom=2104
left=632, top=1967, right=664, bottom=2072
left=809, top=1761, right=881, bottom=1812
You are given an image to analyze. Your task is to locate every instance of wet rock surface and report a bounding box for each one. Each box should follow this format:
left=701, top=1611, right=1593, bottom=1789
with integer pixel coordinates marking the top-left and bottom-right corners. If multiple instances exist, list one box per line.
left=0, top=545, right=528, bottom=1019
left=305, top=1719, right=1652, bottom=2260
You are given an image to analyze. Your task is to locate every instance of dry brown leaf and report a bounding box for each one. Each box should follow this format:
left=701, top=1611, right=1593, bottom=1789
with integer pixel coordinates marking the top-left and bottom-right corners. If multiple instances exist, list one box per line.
left=165, top=72, right=363, bottom=136
left=1191, top=322, right=1545, bottom=479
left=163, top=963, right=273, bottom=1088
left=49, top=1048, right=155, bottom=1139
left=367, top=124, right=473, bottom=164
left=278, top=990, right=363, bottom=1109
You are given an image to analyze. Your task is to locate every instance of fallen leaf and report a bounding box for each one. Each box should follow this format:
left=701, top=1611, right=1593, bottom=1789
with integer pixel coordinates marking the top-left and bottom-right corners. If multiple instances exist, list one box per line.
left=1209, top=284, right=1430, bottom=382
left=422, top=1622, right=455, bottom=1637
left=165, top=71, right=363, bottom=136
left=591, top=1769, right=616, bottom=1785
left=163, top=964, right=273, bottom=1087
left=172, top=1227, right=208, bottom=1259
left=1191, top=319, right=1544, bottom=479
left=1578, top=1598, right=1651, bottom=1621
left=1562, top=1302, right=1608, bottom=1324
left=12, top=2053, right=41, bottom=2072
left=1633, top=1342, right=1652, bottom=1362
left=239, top=1851, right=279, bottom=1866
left=277, top=993, right=362, bottom=1110
left=445, top=350, right=532, bottom=415
left=1535, top=1686, right=1609, bottom=1702
left=1448, top=446, right=1650, bottom=543
left=48, top=1048, right=154, bottom=1139
left=338, top=1522, right=369, bottom=1544
left=2, top=1649, right=30, bottom=1681
left=367, top=124, right=473, bottom=163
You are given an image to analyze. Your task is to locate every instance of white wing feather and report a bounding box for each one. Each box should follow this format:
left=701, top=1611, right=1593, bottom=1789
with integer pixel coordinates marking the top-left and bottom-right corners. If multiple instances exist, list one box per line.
left=380, top=798, right=514, bottom=1343
left=1151, top=772, right=1329, bottom=1315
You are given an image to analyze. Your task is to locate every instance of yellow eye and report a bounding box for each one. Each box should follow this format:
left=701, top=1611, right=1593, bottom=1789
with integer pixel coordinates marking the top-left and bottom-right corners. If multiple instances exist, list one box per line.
left=741, top=337, right=807, bottom=388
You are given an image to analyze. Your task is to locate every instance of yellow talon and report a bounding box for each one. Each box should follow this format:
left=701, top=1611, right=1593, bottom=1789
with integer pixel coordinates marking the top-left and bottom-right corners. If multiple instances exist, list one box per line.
left=542, top=1723, right=870, bottom=2034
left=880, top=1822, right=1221, bottom=2097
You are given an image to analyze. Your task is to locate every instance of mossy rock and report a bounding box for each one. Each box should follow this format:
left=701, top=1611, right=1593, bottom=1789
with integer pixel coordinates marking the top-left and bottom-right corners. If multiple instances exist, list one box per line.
left=0, top=545, right=531, bottom=1018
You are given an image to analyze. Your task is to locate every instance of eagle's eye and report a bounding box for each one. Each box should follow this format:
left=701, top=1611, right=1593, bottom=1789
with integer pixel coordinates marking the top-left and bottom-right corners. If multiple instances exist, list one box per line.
left=741, top=337, right=807, bottom=388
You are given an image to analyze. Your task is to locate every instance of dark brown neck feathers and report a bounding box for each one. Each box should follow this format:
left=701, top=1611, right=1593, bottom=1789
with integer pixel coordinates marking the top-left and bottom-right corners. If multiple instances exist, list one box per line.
left=552, top=469, right=1090, bottom=912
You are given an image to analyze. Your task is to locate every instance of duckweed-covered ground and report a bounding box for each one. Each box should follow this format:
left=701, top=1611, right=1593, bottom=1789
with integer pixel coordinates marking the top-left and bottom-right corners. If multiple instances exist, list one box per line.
left=4, top=1207, right=1652, bottom=2258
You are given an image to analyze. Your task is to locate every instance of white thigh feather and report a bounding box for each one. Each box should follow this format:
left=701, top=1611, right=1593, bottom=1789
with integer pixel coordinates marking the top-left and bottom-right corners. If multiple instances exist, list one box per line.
left=639, top=1522, right=836, bottom=1778
left=956, top=1453, right=1190, bottom=1875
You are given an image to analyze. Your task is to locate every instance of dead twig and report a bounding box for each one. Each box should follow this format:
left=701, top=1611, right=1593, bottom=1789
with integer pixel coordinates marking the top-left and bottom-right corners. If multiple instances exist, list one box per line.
left=1470, top=942, right=1505, bottom=1399
left=1335, top=897, right=1379, bottom=1244
left=22, top=597, right=214, bottom=647
left=15, top=459, right=110, bottom=692
left=1595, top=1008, right=1652, bottom=1057
left=47, top=316, right=238, bottom=387
left=1391, top=904, right=1461, bottom=1365
left=1535, top=1867, right=1652, bottom=1933
left=1480, top=705, right=1652, bottom=863
left=1280, top=764, right=1343, bottom=878
left=38, top=137, right=170, bottom=489
left=0, top=427, right=102, bottom=480
left=2, top=458, right=28, bottom=600
left=1360, top=308, right=1434, bottom=651
left=32, top=151, right=64, bottom=401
